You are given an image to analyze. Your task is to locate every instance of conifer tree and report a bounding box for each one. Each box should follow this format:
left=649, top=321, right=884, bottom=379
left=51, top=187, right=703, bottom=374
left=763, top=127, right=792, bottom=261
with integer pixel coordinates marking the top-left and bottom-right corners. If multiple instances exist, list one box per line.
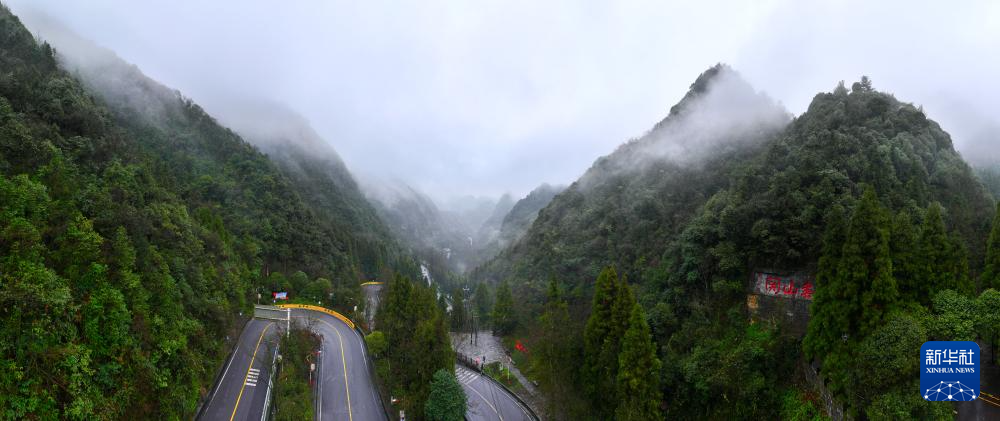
left=805, top=187, right=898, bottom=400
left=535, top=276, right=579, bottom=416
left=841, top=186, right=897, bottom=336
left=950, top=234, right=974, bottom=296
left=606, top=274, right=636, bottom=376
left=983, top=203, right=1000, bottom=290
left=615, top=303, right=662, bottom=421
left=474, top=282, right=492, bottom=325
left=583, top=266, right=625, bottom=418
left=804, top=204, right=848, bottom=360
left=915, top=203, right=969, bottom=301
left=890, top=210, right=919, bottom=302
left=451, top=286, right=466, bottom=331
left=377, top=274, right=454, bottom=417
left=492, top=280, right=515, bottom=335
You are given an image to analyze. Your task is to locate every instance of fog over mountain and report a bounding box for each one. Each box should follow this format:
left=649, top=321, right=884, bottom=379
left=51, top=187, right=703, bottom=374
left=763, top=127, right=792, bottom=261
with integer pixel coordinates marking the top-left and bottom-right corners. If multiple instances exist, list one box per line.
left=9, top=0, right=998, bottom=206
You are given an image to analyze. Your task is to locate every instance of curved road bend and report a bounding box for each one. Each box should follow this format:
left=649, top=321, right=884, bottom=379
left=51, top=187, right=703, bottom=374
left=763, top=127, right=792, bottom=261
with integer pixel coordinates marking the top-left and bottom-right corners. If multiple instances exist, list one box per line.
left=456, top=365, right=534, bottom=421
left=199, top=318, right=279, bottom=421
left=289, top=308, right=388, bottom=421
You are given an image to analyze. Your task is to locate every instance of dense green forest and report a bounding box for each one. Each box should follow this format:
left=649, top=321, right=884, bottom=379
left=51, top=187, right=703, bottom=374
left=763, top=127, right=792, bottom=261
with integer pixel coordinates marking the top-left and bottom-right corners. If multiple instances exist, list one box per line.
left=0, top=6, right=414, bottom=418
left=475, top=66, right=998, bottom=418
left=372, top=274, right=454, bottom=420
left=4, top=0, right=999, bottom=418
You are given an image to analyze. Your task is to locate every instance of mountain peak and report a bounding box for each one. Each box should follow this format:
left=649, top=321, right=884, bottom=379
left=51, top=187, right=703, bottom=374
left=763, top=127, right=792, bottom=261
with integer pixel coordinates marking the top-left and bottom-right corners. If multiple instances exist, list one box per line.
left=667, top=63, right=732, bottom=117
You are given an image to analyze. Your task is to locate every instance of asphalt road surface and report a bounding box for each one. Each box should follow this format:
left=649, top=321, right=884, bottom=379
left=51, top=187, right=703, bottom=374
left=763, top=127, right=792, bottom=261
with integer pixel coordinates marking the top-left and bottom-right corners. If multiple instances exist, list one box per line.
left=199, top=318, right=280, bottom=421
left=456, top=365, right=534, bottom=421
left=290, top=308, right=388, bottom=421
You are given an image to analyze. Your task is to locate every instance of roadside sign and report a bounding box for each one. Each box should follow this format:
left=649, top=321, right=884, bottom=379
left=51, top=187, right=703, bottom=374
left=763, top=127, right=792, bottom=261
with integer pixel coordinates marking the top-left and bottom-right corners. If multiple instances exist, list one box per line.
left=273, top=292, right=288, bottom=300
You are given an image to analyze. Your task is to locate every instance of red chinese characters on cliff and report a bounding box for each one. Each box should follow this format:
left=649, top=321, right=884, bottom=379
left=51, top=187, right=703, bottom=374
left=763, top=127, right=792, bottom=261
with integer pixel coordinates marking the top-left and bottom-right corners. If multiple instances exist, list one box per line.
left=755, top=272, right=814, bottom=300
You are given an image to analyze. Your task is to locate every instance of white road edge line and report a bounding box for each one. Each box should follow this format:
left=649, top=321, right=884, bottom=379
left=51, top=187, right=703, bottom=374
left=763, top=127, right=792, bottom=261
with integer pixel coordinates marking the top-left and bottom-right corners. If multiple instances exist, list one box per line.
left=209, top=332, right=241, bottom=405
left=317, top=321, right=323, bottom=421
left=463, top=373, right=504, bottom=421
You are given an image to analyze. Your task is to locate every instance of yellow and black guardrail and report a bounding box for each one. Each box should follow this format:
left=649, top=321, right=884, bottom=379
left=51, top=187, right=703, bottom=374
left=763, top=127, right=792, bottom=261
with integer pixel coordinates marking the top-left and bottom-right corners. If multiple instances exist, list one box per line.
left=980, top=391, right=1000, bottom=408
left=276, top=303, right=355, bottom=330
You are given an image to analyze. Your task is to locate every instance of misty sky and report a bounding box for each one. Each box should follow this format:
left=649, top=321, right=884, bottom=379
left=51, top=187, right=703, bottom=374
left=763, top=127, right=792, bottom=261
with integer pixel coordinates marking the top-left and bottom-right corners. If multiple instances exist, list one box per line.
left=8, top=0, right=1000, bottom=203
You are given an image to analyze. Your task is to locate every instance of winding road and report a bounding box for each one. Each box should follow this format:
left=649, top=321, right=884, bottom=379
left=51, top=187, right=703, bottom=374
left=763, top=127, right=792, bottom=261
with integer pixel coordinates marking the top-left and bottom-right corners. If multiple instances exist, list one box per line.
left=456, top=365, right=535, bottom=421
left=199, top=318, right=280, bottom=421
left=200, top=306, right=386, bottom=421
left=203, top=284, right=532, bottom=421
left=288, top=307, right=387, bottom=421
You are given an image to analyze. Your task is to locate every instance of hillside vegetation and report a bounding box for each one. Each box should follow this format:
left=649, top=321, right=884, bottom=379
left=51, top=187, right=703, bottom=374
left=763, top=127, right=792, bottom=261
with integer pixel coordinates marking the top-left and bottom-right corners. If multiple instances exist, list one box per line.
left=0, top=7, right=411, bottom=418
left=475, top=66, right=997, bottom=418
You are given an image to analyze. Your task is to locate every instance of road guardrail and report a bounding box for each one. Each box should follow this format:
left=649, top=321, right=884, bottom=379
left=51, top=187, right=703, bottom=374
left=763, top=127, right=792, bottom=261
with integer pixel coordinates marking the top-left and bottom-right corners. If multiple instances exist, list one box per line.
left=275, top=304, right=355, bottom=329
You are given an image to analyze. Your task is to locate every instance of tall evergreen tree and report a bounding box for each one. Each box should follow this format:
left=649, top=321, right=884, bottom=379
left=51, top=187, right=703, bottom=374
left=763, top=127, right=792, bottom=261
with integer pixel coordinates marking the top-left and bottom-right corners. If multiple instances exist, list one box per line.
left=804, top=204, right=848, bottom=360
left=377, top=274, right=454, bottom=418
left=983, top=203, right=1000, bottom=290
left=915, top=203, right=969, bottom=301
left=450, top=286, right=466, bottom=332
left=535, top=276, right=582, bottom=418
left=615, top=303, right=662, bottom=421
left=841, top=186, right=897, bottom=338
left=890, top=210, right=919, bottom=302
left=583, top=266, right=628, bottom=418
left=806, top=187, right=898, bottom=403
left=950, top=234, right=974, bottom=296
left=473, top=282, right=492, bottom=325
left=492, top=280, right=515, bottom=335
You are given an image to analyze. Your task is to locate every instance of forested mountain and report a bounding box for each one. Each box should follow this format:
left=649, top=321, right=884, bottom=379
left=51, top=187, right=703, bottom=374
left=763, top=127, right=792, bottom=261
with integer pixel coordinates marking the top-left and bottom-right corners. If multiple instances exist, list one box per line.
left=0, top=6, right=412, bottom=418
left=19, top=11, right=408, bottom=279
left=363, top=179, right=477, bottom=280
left=472, top=184, right=564, bottom=267
left=474, top=64, right=793, bottom=299
left=475, top=193, right=514, bottom=245
left=978, top=165, right=1000, bottom=200
left=474, top=65, right=997, bottom=418
left=210, top=100, right=406, bottom=276
left=498, top=183, right=564, bottom=246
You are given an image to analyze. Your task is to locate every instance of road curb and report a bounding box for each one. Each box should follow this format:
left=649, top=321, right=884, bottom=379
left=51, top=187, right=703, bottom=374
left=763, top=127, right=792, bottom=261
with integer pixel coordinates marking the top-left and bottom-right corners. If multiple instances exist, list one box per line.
left=455, top=353, right=541, bottom=421
left=356, top=326, right=395, bottom=421
left=195, top=315, right=250, bottom=420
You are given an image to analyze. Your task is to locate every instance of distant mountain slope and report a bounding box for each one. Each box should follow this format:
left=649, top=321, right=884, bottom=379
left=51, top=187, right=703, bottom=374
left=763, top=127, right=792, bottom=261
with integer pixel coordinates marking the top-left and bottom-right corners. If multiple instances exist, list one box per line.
left=476, top=193, right=515, bottom=244
left=977, top=165, right=1000, bottom=200
left=363, top=179, right=477, bottom=281
left=207, top=100, right=408, bottom=275
left=474, top=65, right=792, bottom=290
left=472, top=65, right=995, bottom=418
left=498, top=183, right=564, bottom=245
left=18, top=10, right=408, bottom=277
left=0, top=6, right=410, bottom=418
left=477, top=66, right=993, bottom=293
left=465, top=184, right=564, bottom=272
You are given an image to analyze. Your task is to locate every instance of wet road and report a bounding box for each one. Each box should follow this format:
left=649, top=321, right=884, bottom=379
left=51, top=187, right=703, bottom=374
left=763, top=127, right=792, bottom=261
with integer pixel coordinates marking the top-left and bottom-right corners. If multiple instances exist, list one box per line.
left=455, top=365, right=534, bottom=421
left=199, top=319, right=279, bottom=421
left=290, top=308, right=387, bottom=421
